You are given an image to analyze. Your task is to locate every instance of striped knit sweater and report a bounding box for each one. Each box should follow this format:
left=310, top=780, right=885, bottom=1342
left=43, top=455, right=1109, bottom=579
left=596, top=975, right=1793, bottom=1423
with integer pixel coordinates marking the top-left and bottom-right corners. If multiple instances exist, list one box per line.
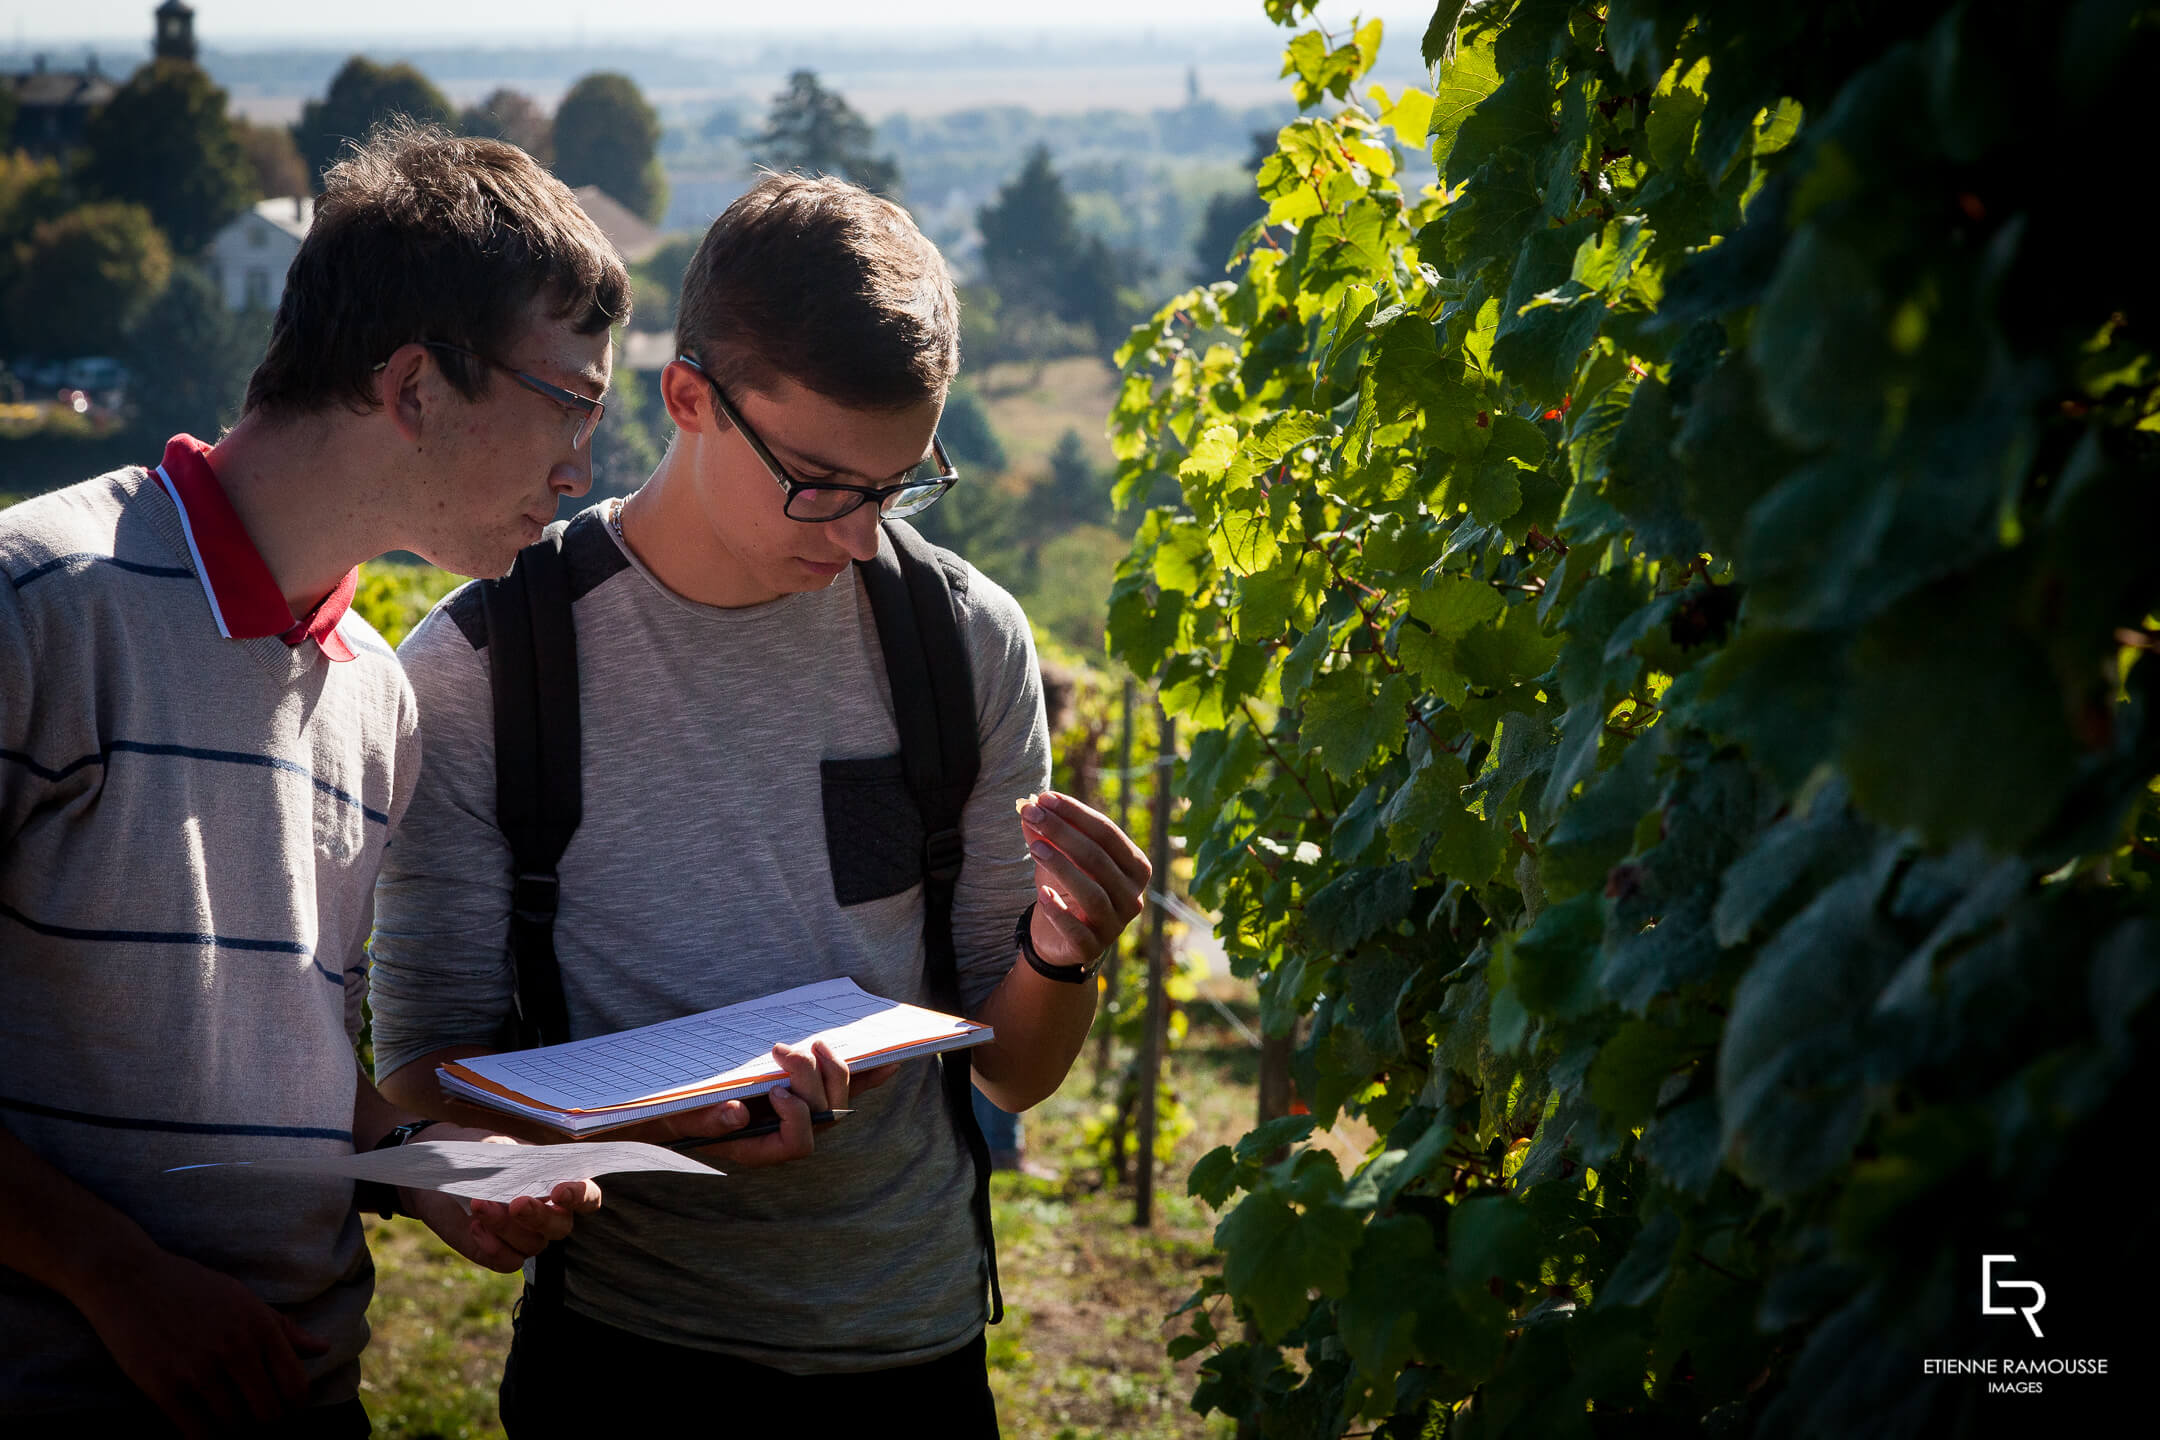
left=0, top=466, right=418, bottom=1414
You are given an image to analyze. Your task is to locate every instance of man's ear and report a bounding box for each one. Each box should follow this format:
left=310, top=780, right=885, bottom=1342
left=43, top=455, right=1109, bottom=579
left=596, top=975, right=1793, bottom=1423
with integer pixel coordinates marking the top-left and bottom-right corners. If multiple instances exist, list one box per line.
left=374, top=343, right=433, bottom=445
left=661, top=359, right=726, bottom=434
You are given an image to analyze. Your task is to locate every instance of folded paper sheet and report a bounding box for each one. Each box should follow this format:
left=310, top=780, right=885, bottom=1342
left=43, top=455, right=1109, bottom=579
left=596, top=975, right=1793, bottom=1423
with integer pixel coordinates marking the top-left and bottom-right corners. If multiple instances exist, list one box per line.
left=167, top=1140, right=721, bottom=1203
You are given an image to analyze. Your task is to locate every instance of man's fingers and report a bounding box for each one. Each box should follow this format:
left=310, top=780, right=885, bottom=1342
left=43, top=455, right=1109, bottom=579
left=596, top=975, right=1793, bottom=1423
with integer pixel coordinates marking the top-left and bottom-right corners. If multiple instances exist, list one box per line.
left=770, top=1043, right=831, bottom=1113
left=1025, top=835, right=1114, bottom=928
left=1020, top=802, right=1147, bottom=923
left=271, top=1311, right=330, bottom=1357
left=547, top=1178, right=603, bottom=1212
left=458, top=1222, right=528, bottom=1273
left=231, top=1346, right=290, bottom=1425
left=809, top=1039, right=850, bottom=1116
left=268, top=1314, right=321, bottom=1407
left=1026, top=791, right=1152, bottom=889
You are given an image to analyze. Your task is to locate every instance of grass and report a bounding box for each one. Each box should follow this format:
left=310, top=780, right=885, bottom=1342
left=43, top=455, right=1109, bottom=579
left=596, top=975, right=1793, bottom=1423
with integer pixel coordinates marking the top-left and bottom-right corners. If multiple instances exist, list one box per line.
left=358, top=982, right=1263, bottom=1439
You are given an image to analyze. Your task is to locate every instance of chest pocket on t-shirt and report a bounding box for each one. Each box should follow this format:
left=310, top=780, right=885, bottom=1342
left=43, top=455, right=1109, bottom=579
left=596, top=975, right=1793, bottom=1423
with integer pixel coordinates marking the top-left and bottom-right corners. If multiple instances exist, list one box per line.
left=820, top=754, right=924, bottom=906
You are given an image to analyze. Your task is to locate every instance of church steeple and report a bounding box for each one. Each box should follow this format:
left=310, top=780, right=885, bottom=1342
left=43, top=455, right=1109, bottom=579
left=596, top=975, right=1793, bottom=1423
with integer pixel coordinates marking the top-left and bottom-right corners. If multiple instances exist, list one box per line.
left=154, top=1, right=197, bottom=64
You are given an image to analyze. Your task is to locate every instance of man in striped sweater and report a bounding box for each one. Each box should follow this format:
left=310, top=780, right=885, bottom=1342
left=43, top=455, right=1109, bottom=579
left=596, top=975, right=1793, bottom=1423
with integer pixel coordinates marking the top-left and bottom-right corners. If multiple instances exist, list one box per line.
left=0, top=126, right=628, bottom=1436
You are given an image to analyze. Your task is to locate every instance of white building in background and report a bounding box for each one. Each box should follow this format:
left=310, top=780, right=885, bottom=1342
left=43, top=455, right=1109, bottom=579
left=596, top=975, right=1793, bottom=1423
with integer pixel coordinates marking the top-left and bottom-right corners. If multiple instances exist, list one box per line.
left=205, top=197, right=313, bottom=314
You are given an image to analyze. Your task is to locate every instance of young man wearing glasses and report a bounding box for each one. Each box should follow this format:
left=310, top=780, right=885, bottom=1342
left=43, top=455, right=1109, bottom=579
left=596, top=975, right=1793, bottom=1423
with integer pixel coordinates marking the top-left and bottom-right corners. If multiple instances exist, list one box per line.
left=0, top=126, right=621, bottom=1435
left=369, top=174, right=1150, bottom=1431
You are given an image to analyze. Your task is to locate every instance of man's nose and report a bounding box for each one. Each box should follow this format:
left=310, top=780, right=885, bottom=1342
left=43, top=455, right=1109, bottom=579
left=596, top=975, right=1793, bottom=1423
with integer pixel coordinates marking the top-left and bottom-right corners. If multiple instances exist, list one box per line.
left=554, top=452, right=593, bottom=500
left=834, top=503, right=883, bottom=563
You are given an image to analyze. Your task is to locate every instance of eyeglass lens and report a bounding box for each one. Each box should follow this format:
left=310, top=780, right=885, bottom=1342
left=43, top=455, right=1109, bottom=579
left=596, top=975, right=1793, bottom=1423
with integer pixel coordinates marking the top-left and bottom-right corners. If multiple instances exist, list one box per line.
left=783, top=476, right=952, bottom=523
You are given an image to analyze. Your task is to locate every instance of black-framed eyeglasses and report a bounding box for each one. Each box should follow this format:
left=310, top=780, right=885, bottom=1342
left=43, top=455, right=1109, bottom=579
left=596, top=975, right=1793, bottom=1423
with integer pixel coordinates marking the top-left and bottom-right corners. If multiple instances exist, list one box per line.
left=421, top=340, right=606, bottom=449
left=675, top=354, right=957, bottom=523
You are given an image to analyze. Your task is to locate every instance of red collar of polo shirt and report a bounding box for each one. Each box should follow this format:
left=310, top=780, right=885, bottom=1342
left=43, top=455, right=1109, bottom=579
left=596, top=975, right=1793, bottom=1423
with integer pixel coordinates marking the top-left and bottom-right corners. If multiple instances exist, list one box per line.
left=153, top=434, right=359, bottom=663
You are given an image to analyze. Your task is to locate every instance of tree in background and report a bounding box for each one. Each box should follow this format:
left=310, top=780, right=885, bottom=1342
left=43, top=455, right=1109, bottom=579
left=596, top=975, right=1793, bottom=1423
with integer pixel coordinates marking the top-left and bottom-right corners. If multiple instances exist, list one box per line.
left=460, top=87, right=552, bottom=165
left=118, top=263, right=270, bottom=441
left=629, top=230, right=701, bottom=336
left=0, top=81, right=17, bottom=149
left=80, top=60, right=255, bottom=255
left=1189, top=130, right=1272, bottom=281
left=292, top=58, right=455, bottom=187
left=4, top=202, right=172, bottom=355
left=234, top=119, right=309, bottom=200
left=1033, top=428, right=1110, bottom=531
left=748, top=70, right=900, bottom=198
left=584, top=364, right=665, bottom=507
left=0, top=152, right=71, bottom=346
left=552, top=73, right=667, bottom=224
left=977, top=145, right=1124, bottom=354
left=936, top=384, right=1006, bottom=475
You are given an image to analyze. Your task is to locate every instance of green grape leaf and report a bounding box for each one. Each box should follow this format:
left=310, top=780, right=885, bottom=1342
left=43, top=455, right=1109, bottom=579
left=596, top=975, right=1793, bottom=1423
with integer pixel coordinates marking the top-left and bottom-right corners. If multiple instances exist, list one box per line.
left=1301, top=670, right=1411, bottom=780
left=1429, top=30, right=1502, bottom=178
left=1421, top=0, right=1472, bottom=66
left=1305, top=863, right=1416, bottom=951
left=1337, top=1215, right=1444, bottom=1382
left=1217, top=1192, right=1363, bottom=1340
left=1107, top=583, right=1185, bottom=679
left=1448, top=64, right=1555, bottom=187
left=1189, top=1145, right=1244, bottom=1207
left=1447, top=1194, right=1543, bottom=1301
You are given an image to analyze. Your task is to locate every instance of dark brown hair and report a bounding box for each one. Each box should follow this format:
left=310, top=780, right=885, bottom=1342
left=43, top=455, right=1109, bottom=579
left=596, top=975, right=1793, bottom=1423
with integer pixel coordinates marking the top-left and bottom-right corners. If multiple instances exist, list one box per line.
left=676, top=173, right=959, bottom=411
left=243, top=121, right=631, bottom=419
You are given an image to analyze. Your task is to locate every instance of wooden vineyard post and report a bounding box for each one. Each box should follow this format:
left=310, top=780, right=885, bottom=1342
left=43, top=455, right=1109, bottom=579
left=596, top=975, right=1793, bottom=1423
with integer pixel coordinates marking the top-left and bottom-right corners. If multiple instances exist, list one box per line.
left=1132, top=704, right=1175, bottom=1229
left=1097, top=675, right=1135, bottom=1096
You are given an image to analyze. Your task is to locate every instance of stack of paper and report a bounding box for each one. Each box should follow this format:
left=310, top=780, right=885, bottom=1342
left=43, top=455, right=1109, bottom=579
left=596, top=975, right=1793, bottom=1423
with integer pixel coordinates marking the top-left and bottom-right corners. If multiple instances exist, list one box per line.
left=438, top=977, right=993, bottom=1135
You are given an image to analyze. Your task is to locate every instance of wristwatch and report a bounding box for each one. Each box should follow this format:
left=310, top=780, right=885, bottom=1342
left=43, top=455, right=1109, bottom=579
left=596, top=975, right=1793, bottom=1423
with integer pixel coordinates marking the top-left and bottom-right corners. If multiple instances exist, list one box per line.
left=357, top=1119, right=441, bottom=1219
left=1015, top=901, right=1103, bottom=984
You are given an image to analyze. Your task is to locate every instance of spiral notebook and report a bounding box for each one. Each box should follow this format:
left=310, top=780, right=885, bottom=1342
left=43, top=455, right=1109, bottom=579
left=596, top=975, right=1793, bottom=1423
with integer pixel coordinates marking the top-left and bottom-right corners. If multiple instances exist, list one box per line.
left=437, top=977, right=993, bottom=1136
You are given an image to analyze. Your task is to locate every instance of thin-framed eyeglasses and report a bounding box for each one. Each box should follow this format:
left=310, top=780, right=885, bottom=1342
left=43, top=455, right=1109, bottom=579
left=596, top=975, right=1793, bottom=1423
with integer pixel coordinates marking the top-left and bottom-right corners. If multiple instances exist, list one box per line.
left=418, top=340, right=606, bottom=449
left=675, top=354, right=957, bottom=523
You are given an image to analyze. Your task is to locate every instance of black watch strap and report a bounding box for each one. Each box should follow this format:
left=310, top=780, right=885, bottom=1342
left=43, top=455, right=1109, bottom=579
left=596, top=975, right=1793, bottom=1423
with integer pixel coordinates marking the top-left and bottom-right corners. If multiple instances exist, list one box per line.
left=359, top=1119, right=441, bottom=1219
left=1015, top=901, right=1096, bottom=984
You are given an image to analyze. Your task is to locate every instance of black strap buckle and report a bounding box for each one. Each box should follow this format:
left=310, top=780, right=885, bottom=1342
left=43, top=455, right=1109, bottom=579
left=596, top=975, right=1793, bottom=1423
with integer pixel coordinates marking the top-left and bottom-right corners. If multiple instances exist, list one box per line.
left=511, top=870, right=560, bottom=922
left=923, top=827, right=965, bottom=889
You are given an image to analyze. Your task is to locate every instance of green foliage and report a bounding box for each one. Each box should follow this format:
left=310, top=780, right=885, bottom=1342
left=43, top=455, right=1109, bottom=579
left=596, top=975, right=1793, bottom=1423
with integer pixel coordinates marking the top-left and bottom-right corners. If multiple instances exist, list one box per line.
left=5, top=202, right=172, bottom=355
left=233, top=119, right=310, bottom=201
left=937, top=382, right=1007, bottom=475
left=81, top=59, right=256, bottom=256
left=352, top=560, right=462, bottom=650
left=118, top=262, right=271, bottom=442
left=292, top=58, right=456, bottom=187
left=552, top=72, right=668, bottom=224
left=747, top=69, right=900, bottom=198
left=0, top=151, right=72, bottom=340
left=458, top=87, right=553, bottom=166
left=629, top=231, right=701, bottom=338
left=978, top=145, right=1127, bottom=354
left=1109, top=2, right=2160, bottom=1436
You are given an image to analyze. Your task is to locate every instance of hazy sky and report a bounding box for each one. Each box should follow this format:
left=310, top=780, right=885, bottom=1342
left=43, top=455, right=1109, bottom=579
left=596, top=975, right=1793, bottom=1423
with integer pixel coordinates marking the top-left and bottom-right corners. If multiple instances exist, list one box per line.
left=5, top=1, right=1433, bottom=46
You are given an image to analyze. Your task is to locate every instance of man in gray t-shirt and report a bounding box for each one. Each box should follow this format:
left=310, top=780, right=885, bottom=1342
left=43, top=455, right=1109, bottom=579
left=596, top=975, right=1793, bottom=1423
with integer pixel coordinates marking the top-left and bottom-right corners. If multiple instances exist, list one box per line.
left=371, top=174, right=1150, bottom=1432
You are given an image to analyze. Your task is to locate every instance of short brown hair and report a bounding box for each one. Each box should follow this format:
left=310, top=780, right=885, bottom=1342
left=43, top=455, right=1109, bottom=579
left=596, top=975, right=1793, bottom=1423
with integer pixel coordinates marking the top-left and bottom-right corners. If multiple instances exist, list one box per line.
left=243, top=122, right=630, bottom=419
left=676, top=173, right=959, bottom=411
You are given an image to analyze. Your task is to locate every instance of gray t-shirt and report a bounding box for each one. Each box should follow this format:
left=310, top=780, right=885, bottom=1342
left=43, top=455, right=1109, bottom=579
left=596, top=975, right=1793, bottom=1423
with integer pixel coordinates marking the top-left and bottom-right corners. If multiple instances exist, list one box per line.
left=367, top=506, right=1048, bottom=1373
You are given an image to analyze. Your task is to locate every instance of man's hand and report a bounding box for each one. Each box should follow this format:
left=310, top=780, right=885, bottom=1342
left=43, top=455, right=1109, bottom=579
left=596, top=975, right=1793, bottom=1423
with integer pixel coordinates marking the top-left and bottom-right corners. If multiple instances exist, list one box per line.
left=1018, top=790, right=1151, bottom=968
left=637, top=1039, right=855, bottom=1168
left=394, top=1126, right=602, bottom=1273
left=75, top=1246, right=328, bottom=1439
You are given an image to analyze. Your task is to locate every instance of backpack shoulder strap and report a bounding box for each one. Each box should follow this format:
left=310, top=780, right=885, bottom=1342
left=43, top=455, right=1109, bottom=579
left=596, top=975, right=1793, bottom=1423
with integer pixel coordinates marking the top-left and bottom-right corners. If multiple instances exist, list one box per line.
left=855, top=516, right=1002, bottom=1324
left=482, top=520, right=581, bottom=1051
